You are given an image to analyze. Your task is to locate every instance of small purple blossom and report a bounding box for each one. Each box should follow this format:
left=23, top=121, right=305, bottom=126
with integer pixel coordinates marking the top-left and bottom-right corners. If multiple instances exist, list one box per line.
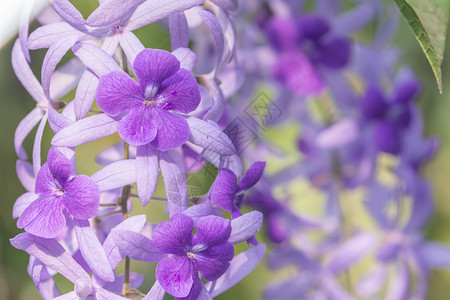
left=17, top=147, right=99, bottom=238
left=96, top=48, right=201, bottom=150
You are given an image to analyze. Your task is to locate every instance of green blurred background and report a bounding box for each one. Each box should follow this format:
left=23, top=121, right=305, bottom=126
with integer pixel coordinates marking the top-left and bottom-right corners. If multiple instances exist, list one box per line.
left=1, top=1, right=450, bottom=299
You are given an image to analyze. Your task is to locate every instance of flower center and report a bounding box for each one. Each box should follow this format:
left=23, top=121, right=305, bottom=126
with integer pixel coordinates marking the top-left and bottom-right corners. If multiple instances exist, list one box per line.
left=186, top=252, right=196, bottom=260
left=55, top=189, right=64, bottom=196
left=143, top=100, right=157, bottom=107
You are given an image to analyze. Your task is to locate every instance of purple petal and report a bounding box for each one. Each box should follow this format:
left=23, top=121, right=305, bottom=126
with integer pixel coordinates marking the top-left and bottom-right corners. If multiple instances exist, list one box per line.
left=317, top=37, right=351, bottom=69
left=33, top=114, right=48, bottom=176
left=48, top=105, right=75, bottom=133
left=74, top=219, right=114, bottom=282
left=86, top=0, right=143, bottom=27
left=28, top=22, right=80, bottom=50
left=153, top=214, right=194, bottom=256
left=72, top=42, right=122, bottom=77
left=202, top=78, right=225, bottom=122
left=17, top=194, right=65, bottom=238
left=63, top=175, right=99, bottom=219
left=34, top=163, right=53, bottom=194
left=169, top=13, right=189, bottom=50
left=112, top=230, right=165, bottom=262
left=210, top=0, right=238, bottom=10
left=199, top=9, right=224, bottom=70
left=10, top=233, right=90, bottom=283
left=183, top=202, right=213, bottom=225
left=195, top=242, right=234, bottom=281
left=186, top=117, right=236, bottom=156
left=136, top=144, right=159, bottom=206
left=12, top=39, right=46, bottom=102
left=74, top=70, right=99, bottom=120
left=117, top=107, right=158, bottom=146
left=144, top=280, right=165, bottom=300
left=229, top=211, right=263, bottom=244
left=52, top=114, right=118, bottom=147
left=91, top=159, right=136, bottom=192
left=156, top=256, right=194, bottom=298
left=159, top=69, right=200, bottom=114
left=385, top=260, right=410, bottom=300
left=172, top=47, right=197, bottom=71
left=153, top=108, right=190, bottom=151
left=159, top=151, right=189, bottom=215
left=360, top=85, right=388, bottom=120
left=95, top=287, right=131, bottom=300
left=28, top=257, right=61, bottom=299
left=208, top=243, right=265, bottom=296
left=373, top=121, right=401, bottom=155
left=210, top=168, right=237, bottom=211
left=47, top=147, right=72, bottom=183
left=192, top=215, right=231, bottom=247
left=119, top=31, right=145, bottom=65
left=15, top=107, right=44, bottom=160
left=322, top=273, right=356, bottom=300
left=133, top=49, right=180, bottom=88
left=125, top=0, right=204, bottom=31
left=97, top=71, right=142, bottom=116
left=50, top=0, right=86, bottom=29
left=356, top=266, right=387, bottom=298
left=42, top=34, right=80, bottom=100
left=13, top=192, right=39, bottom=219
left=17, top=160, right=36, bottom=192
left=237, top=161, right=265, bottom=191
left=418, top=242, right=450, bottom=268
left=316, top=119, right=359, bottom=149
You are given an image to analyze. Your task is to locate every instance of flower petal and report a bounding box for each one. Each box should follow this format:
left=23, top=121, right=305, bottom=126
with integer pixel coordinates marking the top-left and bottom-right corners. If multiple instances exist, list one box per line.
left=28, top=22, right=80, bottom=50
left=136, top=143, right=159, bottom=206
left=159, top=69, right=200, bottom=114
left=229, top=211, right=263, bottom=245
left=195, top=242, right=234, bottom=281
left=153, top=108, right=190, bottom=151
left=86, top=0, right=143, bottom=27
left=92, top=159, right=136, bottom=192
left=172, top=47, right=197, bottom=71
left=17, top=160, right=35, bottom=192
left=133, top=49, right=180, bottom=88
left=169, top=13, right=189, bottom=50
left=112, top=230, right=166, bottom=262
left=15, top=107, right=44, bottom=160
left=97, top=71, right=142, bottom=116
left=17, top=194, right=66, bottom=238
left=13, top=192, right=39, bottom=219
left=35, top=163, right=54, bottom=194
left=72, top=42, right=122, bottom=77
left=50, top=0, right=86, bottom=29
left=156, top=256, right=194, bottom=298
left=192, top=215, right=231, bottom=248
left=63, top=175, right=100, bottom=219
left=210, top=168, right=237, bottom=211
left=74, top=70, right=99, bottom=120
left=144, top=280, right=165, bottom=300
left=47, top=147, right=72, bottom=184
left=153, top=214, right=194, bottom=256
left=117, top=107, right=158, bottom=146
left=237, top=161, right=265, bottom=191
left=119, top=31, right=145, bottom=65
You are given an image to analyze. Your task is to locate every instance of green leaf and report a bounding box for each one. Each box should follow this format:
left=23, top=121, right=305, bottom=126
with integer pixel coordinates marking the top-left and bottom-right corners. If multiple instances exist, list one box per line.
left=393, top=0, right=449, bottom=93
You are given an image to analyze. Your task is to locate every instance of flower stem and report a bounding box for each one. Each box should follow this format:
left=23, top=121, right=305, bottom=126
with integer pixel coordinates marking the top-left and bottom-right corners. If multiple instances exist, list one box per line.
left=121, top=141, right=131, bottom=296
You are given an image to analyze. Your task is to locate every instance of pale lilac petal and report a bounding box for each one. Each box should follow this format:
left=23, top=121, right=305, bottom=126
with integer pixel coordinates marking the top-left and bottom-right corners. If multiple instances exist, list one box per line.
left=199, top=9, right=224, bottom=69
left=316, top=119, right=359, bottom=149
left=74, top=70, right=99, bottom=120
left=159, top=69, right=201, bottom=114
left=153, top=214, right=193, bottom=256
left=133, top=49, right=180, bottom=88
left=202, top=78, right=224, bottom=122
left=186, top=117, right=236, bottom=155
left=385, top=260, right=410, bottom=300
left=86, top=0, right=144, bottom=27
left=18, top=0, right=33, bottom=61
left=99, top=272, right=144, bottom=294
left=96, top=287, right=132, bottom=300
left=237, top=161, right=265, bottom=191
left=144, top=280, right=165, bottom=300
left=197, top=287, right=213, bottom=300
left=119, top=31, right=145, bottom=65
left=192, top=216, right=231, bottom=247
left=33, top=114, right=48, bottom=176
left=53, top=291, right=79, bottom=300
left=91, top=159, right=136, bottom=192
left=52, top=114, right=118, bottom=147
left=332, top=1, right=375, bottom=35
left=12, top=39, right=46, bottom=103
left=169, top=13, right=189, bottom=50
left=418, top=242, right=450, bottom=268
left=136, top=144, right=159, bottom=206
left=11, top=233, right=90, bottom=283
left=210, top=168, right=237, bottom=211
left=356, top=266, right=387, bottom=298
left=50, top=0, right=86, bottom=28
left=48, top=106, right=75, bottom=133
left=125, top=0, right=204, bottom=31
left=15, top=107, right=44, bottom=160
left=183, top=202, right=213, bottom=224
left=322, top=274, right=356, bottom=300
left=74, top=219, right=114, bottom=282
left=42, top=34, right=80, bottom=100
left=13, top=192, right=39, bottom=219
left=28, top=22, right=80, bottom=50
left=112, top=230, right=165, bottom=262
left=325, top=233, right=376, bottom=274
left=103, top=215, right=146, bottom=268
left=28, top=257, right=61, bottom=299
left=159, top=151, right=188, bottom=215
left=172, top=47, right=197, bottom=71
left=156, top=256, right=194, bottom=297
left=63, top=175, right=99, bottom=219
left=209, top=243, right=265, bottom=296
left=72, top=42, right=122, bottom=77
left=210, top=0, right=237, bottom=10
left=229, top=211, right=263, bottom=244
left=17, top=160, right=35, bottom=192
left=196, top=243, right=234, bottom=281
left=117, top=107, right=158, bottom=146
left=153, top=108, right=190, bottom=151
left=96, top=71, right=142, bottom=116
left=17, top=194, right=65, bottom=238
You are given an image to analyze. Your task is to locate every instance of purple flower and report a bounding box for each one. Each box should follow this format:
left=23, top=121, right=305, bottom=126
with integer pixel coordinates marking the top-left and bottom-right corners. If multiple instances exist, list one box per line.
left=153, top=214, right=234, bottom=299
left=96, top=49, right=201, bottom=150
left=211, top=161, right=266, bottom=218
left=17, top=147, right=99, bottom=238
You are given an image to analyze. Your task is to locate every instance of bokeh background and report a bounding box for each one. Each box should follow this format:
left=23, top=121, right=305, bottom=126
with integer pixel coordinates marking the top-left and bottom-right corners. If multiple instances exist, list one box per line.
left=1, top=1, right=450, bottom=299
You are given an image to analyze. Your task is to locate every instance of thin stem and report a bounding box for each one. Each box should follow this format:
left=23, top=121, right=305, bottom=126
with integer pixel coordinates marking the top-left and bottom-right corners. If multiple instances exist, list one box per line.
left=130, top=193, right=167, bottom=201
left=121, top=141, right=131, bottom=296
left=89, top=109, right=103, bottom=114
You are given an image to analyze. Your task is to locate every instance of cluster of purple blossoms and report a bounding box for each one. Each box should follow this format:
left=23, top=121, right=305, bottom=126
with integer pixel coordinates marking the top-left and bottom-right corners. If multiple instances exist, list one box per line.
left=9, top=0, right=450, bottom=299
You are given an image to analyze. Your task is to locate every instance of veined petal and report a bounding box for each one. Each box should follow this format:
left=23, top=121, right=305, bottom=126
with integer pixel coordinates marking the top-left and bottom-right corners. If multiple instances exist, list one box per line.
left=86, top=0, right=144, bottom=27
left=50, top=58, right=85, bottom=101
left=33, top=113, right=48, bottom=176
left=153, top=214, right=194, bottom=256
left=169, top=13, right=189, bottom=50
left=50, top=0, right=86, bottom=29
left=210, top=0, right=238, bottom=10
left=97, top=71, right=142, bottom=116
left=172, top=47, right=197, bottom=71
left=17, top=160, right=35, bottom=192
left=28, top=22, right=81, bottom=50
left=153, top=108, right=190, bottom=151
left=91, top=159, right=136, bottom=192
left=159, top=151, right=188, bottom=215
left=156, top=256, right=194, bottom=298
left=63, top=175, right=100, bottom=219
left=15, top=107, right=44, bottom=160
left=17, top=194, right=66, bottom=238
left=74, top=70, right=99, bottom=120
left=237, top=161, right=265, bottom=191
left=210, top=168, right=237, bottom=211
left=112, top=230, right=166, bottom=262
left=144, top=280, right=165, bottom=300
left=13, top=192, right=39, bottom=219
left=159, top=69, right=200, bottom=114
left=72, top=42, right=122, bottom=77
left=192, top=216, right=231, bottom=248
left=117, top=107, right=157, bottom=146
left=133, top=49, right=180, bottom=89
left=47, top=147, right=72, bottom=184
left=119, top=31, right=145, bottom=65
left=229, top=211, right=263, bottom=245
left=35, top=163, right=53, bottom=194
left=136, top=144, right=159, bottom=206
left=199, top=9, right=224, bottom=71
left=195, top=242, right=234, bottom=281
